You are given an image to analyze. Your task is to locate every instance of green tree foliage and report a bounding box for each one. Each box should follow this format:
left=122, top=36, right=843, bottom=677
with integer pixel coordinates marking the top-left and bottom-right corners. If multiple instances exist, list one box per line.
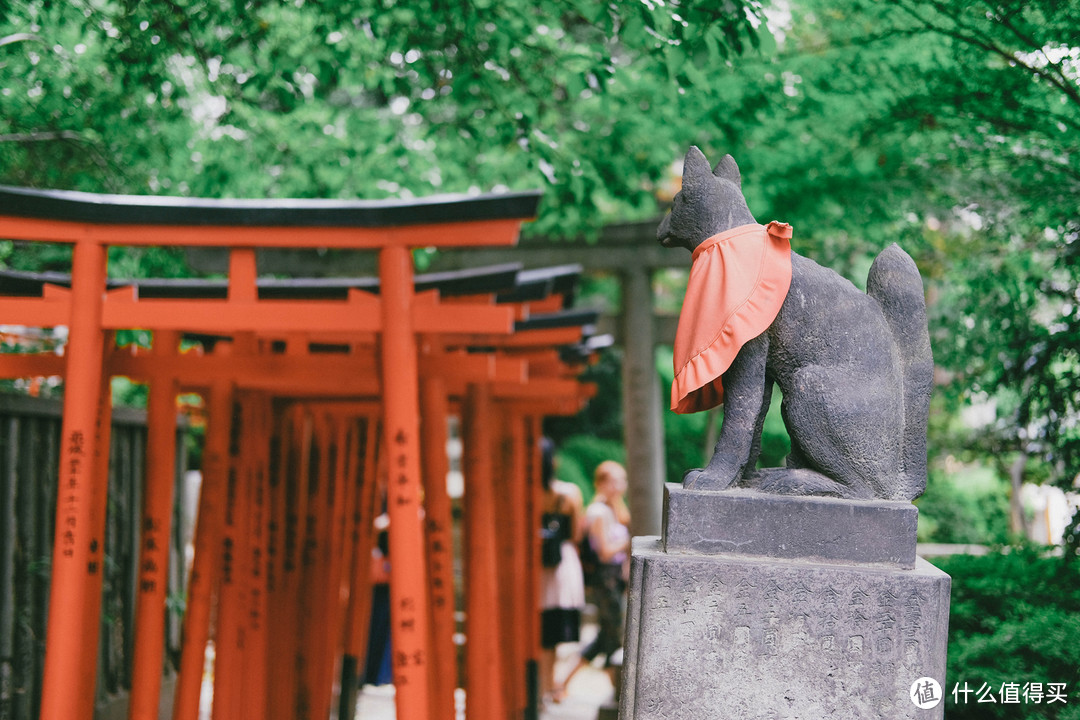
left=933, top=549, right=1080, bottom=716
left=916, top=466, right=1012, bottom=544
left=0, top=0, right=764, bottom=236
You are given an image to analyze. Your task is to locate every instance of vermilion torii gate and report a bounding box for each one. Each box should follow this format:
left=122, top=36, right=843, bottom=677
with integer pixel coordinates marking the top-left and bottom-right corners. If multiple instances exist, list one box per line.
left=0, top=186, right=602, bottom=720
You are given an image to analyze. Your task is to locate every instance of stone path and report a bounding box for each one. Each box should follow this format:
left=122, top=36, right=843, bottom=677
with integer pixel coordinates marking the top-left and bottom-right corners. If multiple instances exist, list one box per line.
left=356, top=626, right=615, bottom=720
left=355, top=665, right=612, bottom=720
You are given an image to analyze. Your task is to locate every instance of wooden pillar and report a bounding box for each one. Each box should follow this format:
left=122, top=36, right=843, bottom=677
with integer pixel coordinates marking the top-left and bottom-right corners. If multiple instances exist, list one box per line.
left=212, top=391, right=252, bottom=720
left=266, top=407, right=305, bottom=720
left=462, top=383, right=506, bottom=720
left=339, top=419, right=379, bottom=720
left=379, top=244, right=431, bottom=720
left=490, top=405, right=523, bottom=717
left=128, top=330, right=180, bottom=720
left=173, top=380, right=234, bottom=720
left=80, top=349, right=114, bottom=720
left=319, top=415, right=350, bottom=718
left=296, top=413, right=333, bottom=720
left=284, top=410, right=313, bottom=719
left=420, top=374, right=457, bottom=720
left=620, top=266, right=665, bottom=537
left=505, top=410, right=530, bottom=718
left=40, top=239, right=107, bottom=720
left=524, top=415, right=543, bottom=720
left=242, top=393, right=271, bottom=720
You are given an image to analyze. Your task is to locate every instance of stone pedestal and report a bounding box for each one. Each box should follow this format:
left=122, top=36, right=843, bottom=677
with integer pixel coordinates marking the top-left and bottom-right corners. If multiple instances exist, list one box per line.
left=620, top=485, right=951, bottom=720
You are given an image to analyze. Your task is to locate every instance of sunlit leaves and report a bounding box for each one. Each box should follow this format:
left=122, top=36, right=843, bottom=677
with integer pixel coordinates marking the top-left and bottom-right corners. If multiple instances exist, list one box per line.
left=0, top=0, right=761, bottom=237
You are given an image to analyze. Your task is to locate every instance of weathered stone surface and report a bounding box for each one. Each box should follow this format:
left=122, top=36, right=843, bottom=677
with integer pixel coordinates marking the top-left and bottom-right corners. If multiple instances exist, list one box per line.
left=663, top=484, right=918, bottom=568
left=658, top=147, right=933, bottom=502
left=620, top=537, right=951, bottom=720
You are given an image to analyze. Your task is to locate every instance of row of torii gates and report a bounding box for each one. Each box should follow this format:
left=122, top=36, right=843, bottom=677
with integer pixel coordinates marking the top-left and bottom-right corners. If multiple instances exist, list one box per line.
left=0, top=185, right=609, bottom=720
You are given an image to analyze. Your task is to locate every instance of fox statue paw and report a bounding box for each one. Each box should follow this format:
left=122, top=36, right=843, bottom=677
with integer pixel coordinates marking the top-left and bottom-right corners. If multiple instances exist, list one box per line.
left=682, top=453, right=741, bottom=490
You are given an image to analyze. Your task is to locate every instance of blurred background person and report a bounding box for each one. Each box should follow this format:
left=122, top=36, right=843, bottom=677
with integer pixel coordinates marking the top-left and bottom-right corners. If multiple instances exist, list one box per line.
left=560, top=460, right=630, bottom=693
left=538, top=438, right=586, bottom=703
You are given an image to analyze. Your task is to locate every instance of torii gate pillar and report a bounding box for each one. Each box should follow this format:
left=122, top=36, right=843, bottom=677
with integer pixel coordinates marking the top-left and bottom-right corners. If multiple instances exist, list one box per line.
left=379, top=245, right=431, bottom=720
left=620, top=266, right=665, bottom=537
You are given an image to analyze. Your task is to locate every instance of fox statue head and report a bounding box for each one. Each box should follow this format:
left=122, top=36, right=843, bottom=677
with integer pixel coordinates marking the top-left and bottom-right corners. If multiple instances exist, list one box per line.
left=657, top=146, right=757, bottom=252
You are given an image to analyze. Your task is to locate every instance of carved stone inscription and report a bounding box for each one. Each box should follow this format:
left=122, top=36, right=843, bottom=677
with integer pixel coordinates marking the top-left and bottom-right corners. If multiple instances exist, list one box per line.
left=623, top=549, right=950, bottom=720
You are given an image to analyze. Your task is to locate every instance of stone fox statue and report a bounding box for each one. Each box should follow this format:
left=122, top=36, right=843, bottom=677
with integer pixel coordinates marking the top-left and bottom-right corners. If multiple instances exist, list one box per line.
left=658, top=147, right=933, bottom=501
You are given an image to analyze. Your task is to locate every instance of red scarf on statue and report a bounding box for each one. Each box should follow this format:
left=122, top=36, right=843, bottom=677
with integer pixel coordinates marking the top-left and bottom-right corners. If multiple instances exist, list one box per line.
left=671, top=221, right=793, bottom=414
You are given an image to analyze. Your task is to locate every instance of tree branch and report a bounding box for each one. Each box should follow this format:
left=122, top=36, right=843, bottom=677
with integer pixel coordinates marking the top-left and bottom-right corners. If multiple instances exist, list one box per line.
left=0, top=130, right=83, bottom=143
left=0, top=33, right=41, bottom=48
left=896, top=0, right=1080, bottom=112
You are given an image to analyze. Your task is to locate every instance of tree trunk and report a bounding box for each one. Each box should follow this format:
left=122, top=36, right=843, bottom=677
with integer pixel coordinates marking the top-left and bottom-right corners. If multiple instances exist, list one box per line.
left=1008, top=453, right=1030, bottom=540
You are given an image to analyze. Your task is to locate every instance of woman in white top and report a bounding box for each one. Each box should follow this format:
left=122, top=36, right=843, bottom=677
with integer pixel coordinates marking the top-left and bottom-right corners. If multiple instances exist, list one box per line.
left=557, top=460, right=630, bottom=695
left=538, top=439, right=586, bottom=703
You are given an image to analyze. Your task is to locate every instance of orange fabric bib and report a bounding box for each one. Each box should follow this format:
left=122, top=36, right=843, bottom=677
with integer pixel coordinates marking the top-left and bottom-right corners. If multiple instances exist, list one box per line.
left=670, top=221, right=793, bottom=414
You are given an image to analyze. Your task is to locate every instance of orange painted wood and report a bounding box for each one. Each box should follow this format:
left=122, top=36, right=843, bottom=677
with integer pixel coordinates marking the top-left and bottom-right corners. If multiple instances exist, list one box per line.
left=320, top=417, right=351, bottom=717
left=78, top=363, right=115, bottom=719
left=0, top=215, right=524, bottom=248
left=0, top=296, right=68, bottom=328
left=280, top=409, right=313, bottom=719
left=506, top=411, right=531, bottom=717
left=492, top=379, right=594, bottom=401
left=173, top=380, right=234, bottom=720
left=333, top=419, right=359, bottom=640
left=107, top=348, right=531, bottom=396
left=418, top=352, right=527, bottom=385
left=98, top=296, right=514, bottom=335
left=420, top=373, right=457, bottom=720
left=452, top=326, right=583, bottom=349
left=107, top=351, right=379, bottom=387
left=337, top=417, right=379, bottom=720
left=212, top=391, right=253, bottom=720
left=492, top=410, right=521, bottom=717
left=311, top=413, right=340, bottom=720
left=292, top=411, right=329, bottom=720
left=128, top=330, right=180, bottom=720
left=527, top=417, right=544, bottom=660
left=379, top=245, right=432, bottom=720
left=228, top=249, right=258, bottom=302
left=522, top=295, right=565, bottom=314
left=343, top=419, right=379, bottom=660
left=412, top=303, right=514, bottom=335
left=39, top=241, right=107, bottom=720
left=462, top=383, right=507, bottom=720
left=265, top=409, right=296, bottom=720
left=241, top=393, right=271, bottom=720
left=0, top=352, right=65, bottom=378
left=102, top=297, right=383, bottom=334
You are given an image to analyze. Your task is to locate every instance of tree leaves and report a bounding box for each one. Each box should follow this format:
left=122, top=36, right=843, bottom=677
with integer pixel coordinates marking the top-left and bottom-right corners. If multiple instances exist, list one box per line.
left=0, top=0, right=761, bottom=237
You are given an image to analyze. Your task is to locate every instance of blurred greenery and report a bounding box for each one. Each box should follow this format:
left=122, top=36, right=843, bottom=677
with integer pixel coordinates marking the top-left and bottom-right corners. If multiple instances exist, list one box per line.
left=0, top=0, right=763, bottom=237
left=916, top=465, right=1012, bottom=545
left=933, top=549, right=1080, bottom=717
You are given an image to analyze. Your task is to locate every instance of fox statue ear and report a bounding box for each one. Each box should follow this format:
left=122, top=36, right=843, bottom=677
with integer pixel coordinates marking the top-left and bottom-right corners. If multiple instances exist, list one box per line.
left=713, top=154, right=741, bottom=186
left=683, top=146, right=713, bottom=184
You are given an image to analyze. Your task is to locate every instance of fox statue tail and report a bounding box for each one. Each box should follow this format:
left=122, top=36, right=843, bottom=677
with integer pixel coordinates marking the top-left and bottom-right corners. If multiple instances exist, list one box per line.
left=866, top=244, right=934, bottom=501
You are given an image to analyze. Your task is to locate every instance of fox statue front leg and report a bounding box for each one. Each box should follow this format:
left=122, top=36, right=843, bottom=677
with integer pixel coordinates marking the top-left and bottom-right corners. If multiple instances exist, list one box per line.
left=683, top=333, right=772, bottom=490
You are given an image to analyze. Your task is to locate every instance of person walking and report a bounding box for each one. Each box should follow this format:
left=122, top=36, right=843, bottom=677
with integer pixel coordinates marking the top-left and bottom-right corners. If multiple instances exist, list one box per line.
left=558, top=459, right=630, bottom=694
left=537, top=438, right=586, bottom=703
